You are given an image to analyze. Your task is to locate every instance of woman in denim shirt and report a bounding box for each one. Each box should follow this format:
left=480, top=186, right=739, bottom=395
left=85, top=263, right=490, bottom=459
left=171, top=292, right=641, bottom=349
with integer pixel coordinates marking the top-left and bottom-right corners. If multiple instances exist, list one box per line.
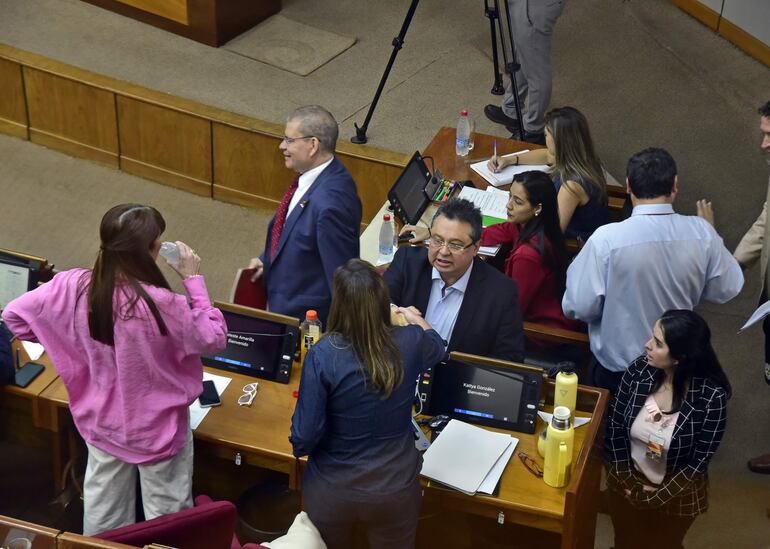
left=291, top=259, right=446, bottom=549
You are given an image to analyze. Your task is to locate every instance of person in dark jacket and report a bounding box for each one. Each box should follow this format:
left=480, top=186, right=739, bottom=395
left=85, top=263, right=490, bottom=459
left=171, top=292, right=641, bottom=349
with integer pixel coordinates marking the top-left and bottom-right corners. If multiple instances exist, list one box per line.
left=291, top=259, right=446, bottom=549
left=605, top=310, right=729, bottom=549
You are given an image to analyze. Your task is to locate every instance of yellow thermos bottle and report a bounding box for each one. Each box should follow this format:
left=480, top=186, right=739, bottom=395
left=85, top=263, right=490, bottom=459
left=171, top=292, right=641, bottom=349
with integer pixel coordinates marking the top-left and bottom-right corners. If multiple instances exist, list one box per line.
left=554, top=363, right=578, bottom=418
left=543, top=406, right=574, bottom=487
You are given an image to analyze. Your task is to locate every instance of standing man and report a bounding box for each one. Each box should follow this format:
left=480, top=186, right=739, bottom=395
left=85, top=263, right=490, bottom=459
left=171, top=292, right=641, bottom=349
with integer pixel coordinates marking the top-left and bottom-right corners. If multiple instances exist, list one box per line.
left=484, top=0, right=566, bottom=145
left=733, top=100, right=770, bottom=475
left=248, top=105, right=362, bottom=324
left=563, top=148, right=743, bottom=393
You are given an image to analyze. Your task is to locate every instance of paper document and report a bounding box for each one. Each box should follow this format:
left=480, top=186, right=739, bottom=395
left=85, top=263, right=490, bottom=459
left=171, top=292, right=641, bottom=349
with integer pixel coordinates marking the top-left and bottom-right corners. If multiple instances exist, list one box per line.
left=457, top=186, right=508, bottom=227
left=189, top=372, right=232, bottom=430
left=538, top=410, right=591, bottom=428
left=476, top=434, right=518, bottom=494
left=470, top=150, right=549, bottom=187
left=739, top=300, right=770, bottom=333
left=21, top=341, right=45, bottom=361
left=420, top=419, right=514, bottom=495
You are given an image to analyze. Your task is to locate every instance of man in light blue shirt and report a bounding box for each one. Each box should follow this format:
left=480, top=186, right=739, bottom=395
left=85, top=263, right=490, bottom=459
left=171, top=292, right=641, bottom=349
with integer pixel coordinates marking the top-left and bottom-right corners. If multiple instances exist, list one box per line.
left=563, top=148, right=743, bottom=392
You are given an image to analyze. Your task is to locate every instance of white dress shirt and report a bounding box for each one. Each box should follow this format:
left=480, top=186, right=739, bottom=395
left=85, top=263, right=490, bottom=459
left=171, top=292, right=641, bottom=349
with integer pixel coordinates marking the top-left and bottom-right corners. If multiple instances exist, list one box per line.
left=287, top=157, right=334, bottom=217
left=424, top=262, right=474, bottom=345
left=562, top=203, right=743, bottom=372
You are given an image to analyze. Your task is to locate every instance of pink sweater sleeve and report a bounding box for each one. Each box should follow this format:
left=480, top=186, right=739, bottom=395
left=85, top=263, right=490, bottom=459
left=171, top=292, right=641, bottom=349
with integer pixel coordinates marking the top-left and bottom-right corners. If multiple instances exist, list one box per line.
left=179, top=275, right=228, bottom=357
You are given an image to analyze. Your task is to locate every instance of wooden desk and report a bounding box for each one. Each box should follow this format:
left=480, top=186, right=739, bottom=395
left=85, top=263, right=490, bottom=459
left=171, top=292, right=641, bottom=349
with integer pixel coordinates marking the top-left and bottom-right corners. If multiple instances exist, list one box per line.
left=420, top=380, right=607, bottom=549
left=0, top=515, right=58, bottom=549
left=36, top=365, right=302, bottom=489
left=56, top=532, right=138, bottom=549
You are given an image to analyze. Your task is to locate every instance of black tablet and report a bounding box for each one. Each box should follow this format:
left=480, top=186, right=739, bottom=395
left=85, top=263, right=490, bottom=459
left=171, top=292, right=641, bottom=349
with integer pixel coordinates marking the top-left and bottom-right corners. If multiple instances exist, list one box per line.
left=421, top=353, right=543, bottom=434
left=387, top=151, right=434, bottom=225
left=201, top=302, right=299, bottom=384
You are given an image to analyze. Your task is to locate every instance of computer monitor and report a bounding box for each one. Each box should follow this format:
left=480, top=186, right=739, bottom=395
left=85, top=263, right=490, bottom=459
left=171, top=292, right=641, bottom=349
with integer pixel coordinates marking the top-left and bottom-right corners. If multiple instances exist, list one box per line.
left=201, top=302, right=300, bottom=384
left=387, top=151, right=437, bottom=225
left=0, top=248, right=48, bottom=310
left=421, top=352, right=543, bottom=434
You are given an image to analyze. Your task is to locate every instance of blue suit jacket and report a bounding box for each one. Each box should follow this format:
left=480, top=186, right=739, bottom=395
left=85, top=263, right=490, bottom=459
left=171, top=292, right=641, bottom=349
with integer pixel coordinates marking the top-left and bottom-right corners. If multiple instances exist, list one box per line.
left=261, top=157, right=362, bottom=324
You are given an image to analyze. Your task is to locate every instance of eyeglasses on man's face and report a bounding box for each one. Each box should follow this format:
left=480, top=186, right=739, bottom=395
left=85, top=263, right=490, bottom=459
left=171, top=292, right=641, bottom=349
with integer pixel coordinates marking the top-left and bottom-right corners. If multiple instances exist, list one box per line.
left=238, top=383, right=259, bottom=407
left=427, top=235, right=475, bottom=253
left=281, top=135, right=316, bottom=145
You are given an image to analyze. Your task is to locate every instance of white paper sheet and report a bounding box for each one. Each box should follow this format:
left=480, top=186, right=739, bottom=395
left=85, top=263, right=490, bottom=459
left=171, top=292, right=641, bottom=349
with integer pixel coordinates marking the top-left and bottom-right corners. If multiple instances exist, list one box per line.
left=476, top=434, right=518, bottom=494
left=21, top=341, right=45, bottom=361
left=739, top=299, right=770, bottom=332
left=457, top=186, right=509, bottom=221
left=420, top=419, right=513, bottom=495
left=538, top=410, right=591, bottom=428
left=189, top=372, right=232, bottom=430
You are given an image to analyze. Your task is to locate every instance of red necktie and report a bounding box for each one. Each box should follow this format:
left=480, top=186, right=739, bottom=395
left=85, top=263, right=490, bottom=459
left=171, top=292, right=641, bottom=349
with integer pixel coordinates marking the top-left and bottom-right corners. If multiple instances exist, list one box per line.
left=270, top=178, right=299, bottom=259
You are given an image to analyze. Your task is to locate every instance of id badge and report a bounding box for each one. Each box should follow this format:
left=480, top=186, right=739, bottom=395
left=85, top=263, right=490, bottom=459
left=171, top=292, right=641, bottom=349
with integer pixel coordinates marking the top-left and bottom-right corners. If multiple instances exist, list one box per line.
left=646, top=432, right=666, bottom=462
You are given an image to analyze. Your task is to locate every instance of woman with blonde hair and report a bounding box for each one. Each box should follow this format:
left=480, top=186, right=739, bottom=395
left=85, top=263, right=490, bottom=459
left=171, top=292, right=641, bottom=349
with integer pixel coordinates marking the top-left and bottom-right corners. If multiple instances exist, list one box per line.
left=291, top=259, right=445, bottom=549
left=489, top=106, right=608, bottom=240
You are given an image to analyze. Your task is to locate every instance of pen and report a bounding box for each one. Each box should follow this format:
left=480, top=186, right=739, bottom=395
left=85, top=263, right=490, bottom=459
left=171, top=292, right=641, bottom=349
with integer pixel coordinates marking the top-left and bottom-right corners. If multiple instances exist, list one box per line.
left=493, top=139, right=497, bottom=160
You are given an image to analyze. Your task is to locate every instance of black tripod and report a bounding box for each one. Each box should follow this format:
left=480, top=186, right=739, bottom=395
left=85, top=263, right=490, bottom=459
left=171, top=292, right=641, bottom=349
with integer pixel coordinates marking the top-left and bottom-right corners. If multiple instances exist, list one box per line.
left=351, top=0, right=525, bottom=145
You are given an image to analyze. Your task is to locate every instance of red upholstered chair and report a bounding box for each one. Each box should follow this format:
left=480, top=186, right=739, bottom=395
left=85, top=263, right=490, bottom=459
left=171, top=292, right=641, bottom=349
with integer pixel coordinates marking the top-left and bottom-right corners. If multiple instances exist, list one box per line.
left=94, top=494, right=268, bottom=549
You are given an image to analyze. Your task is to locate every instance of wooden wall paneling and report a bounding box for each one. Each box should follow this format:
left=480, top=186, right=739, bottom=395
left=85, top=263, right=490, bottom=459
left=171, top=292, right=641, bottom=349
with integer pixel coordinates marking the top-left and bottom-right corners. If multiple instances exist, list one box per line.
left=117, top=96, right=213, bottom=196
left=336, top=154, right=406, bottom=227
left=0, top=57, right=28, bottom=139
left=718, top=16, right=770, bottom=68
left=673, top=0, right=721, bottom=29
left=23, top=68, right=118, bottom=166
left=212, top=123, right=293, bottom=209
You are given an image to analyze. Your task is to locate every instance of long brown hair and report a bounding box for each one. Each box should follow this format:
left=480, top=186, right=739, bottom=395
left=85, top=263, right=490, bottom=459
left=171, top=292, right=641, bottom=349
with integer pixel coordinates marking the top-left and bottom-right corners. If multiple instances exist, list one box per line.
left=326, top=259, right=403, bottom=398
left=86, top=204, right=172, bottom=346
left=546, top=106, right=607, bottom=203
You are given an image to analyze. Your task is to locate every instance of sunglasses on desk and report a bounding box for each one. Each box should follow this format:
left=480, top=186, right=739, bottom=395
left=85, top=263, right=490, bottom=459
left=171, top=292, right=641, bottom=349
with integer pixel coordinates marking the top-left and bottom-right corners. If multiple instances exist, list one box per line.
left=238, top=383, right=259, bottom=407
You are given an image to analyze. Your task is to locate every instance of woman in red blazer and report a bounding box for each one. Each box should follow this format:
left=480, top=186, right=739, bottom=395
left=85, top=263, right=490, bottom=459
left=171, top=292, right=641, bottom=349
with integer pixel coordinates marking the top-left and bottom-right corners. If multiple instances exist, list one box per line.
left=479, top=171, right=579, bottom=343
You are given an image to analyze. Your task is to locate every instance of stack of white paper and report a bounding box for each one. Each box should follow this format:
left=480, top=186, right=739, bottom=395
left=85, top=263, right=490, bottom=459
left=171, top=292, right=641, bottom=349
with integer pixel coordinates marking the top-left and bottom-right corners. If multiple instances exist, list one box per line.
left=420, top=419, right=518, bottom=496
left=470, top=150, right=550, bottom=187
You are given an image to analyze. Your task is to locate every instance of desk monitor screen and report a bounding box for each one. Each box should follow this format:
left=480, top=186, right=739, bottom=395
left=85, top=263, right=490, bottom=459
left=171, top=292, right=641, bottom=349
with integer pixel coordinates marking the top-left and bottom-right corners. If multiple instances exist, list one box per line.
left=201, top=302, right=299, bottom=384
left=425, top=357, right=542, bottom=433
left=387, top=151, right=434, bottom=225
left=0, top=249, right=45, bottom=309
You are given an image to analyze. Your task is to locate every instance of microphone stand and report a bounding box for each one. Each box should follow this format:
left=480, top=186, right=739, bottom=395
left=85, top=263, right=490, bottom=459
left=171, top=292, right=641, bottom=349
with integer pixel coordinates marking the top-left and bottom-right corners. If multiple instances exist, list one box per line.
left=494, top=0, right=526, bottom=139
left=351, top=0, right=421, bottom=145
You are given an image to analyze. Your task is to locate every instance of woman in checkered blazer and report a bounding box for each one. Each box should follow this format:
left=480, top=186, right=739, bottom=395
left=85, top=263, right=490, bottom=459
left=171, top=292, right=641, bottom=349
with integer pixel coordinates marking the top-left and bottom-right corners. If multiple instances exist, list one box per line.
left=604, top=309, right=730, bottom=549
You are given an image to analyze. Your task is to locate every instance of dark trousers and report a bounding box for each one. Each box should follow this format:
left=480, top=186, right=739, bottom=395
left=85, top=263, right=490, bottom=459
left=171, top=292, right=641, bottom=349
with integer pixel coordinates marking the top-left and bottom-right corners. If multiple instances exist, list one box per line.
left=608, top=489, right=696, bottom=549
left=763, top=314, right=770, bottom=364
left=587, top=357, right=624, bottom=395
left=303, top=473, right=422, bottom=549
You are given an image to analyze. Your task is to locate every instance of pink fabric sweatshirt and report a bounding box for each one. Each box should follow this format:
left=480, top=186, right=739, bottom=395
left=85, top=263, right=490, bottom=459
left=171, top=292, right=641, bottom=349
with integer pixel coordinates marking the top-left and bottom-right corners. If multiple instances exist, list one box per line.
left=2, top=269, right=227, bottom=464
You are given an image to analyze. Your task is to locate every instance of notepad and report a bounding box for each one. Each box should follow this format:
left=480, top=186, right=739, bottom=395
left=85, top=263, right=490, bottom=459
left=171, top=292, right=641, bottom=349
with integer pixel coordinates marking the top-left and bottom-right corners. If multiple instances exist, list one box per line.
left=420, top=419, right=518, bottom=495
left=470, top=150, right=550, bottom=187
left=189, top=372, right=232, bottom=430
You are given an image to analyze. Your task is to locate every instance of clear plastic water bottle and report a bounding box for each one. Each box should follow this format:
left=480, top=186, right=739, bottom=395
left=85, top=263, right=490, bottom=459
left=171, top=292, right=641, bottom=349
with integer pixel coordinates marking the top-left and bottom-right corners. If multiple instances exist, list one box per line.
left=378, top=214, right=395, bottom=261
left=456, top=109, right=471, bottom=157
left=159, top=241, right=180, bottom=263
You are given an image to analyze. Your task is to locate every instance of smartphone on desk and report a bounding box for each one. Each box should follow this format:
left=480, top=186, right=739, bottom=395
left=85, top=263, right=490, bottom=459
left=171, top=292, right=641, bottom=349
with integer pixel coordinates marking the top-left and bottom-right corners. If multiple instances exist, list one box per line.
left=199, top=380, right=221, bottom=408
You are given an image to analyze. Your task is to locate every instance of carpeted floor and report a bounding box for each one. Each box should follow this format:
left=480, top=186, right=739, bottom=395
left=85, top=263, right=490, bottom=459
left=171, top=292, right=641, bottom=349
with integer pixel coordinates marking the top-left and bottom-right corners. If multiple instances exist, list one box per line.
left=1, top=0, right=770, bottom=546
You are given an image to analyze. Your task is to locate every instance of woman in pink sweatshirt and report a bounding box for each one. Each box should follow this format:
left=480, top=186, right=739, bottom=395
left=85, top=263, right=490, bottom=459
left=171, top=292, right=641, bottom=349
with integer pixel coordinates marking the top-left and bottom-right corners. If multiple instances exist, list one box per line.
left=2, top=204, right=227, bottom=535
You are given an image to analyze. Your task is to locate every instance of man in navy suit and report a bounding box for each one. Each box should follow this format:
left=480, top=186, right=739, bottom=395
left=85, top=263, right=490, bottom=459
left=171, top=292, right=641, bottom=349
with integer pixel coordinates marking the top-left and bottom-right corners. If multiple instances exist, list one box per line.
left=384, top=199, right=525, bottom=362
left=249, top=105, right=362, bottom=324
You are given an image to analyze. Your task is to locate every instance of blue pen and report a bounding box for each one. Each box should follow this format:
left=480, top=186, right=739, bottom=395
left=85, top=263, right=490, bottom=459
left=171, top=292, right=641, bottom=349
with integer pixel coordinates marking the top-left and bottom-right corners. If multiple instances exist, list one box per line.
left=493, top=139, right=498, bottom=171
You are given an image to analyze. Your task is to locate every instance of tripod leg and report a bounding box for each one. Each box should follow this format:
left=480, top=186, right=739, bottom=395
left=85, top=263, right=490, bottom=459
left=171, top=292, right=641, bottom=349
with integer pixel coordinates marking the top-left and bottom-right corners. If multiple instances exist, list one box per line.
left=485, top=0, right=505, bottom=95
left=496, top=0, right=525, bottom=138
left=351, top=0, right=421, bottom=144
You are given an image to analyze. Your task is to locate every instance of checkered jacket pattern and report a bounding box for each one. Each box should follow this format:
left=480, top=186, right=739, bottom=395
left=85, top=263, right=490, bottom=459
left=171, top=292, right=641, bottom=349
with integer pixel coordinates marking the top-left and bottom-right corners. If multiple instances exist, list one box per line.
left=604, top=355, right=728, bottom=517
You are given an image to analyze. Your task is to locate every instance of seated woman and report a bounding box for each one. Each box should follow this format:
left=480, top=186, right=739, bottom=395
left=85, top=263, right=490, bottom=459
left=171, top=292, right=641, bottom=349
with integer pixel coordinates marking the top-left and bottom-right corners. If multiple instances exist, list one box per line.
left=2, top=204, right=227, bottom=535
left=605, top=310, right=729, bottom=549
left=290, top=258, right=446, bottom=549
left=489, top=106, right=609, bottom=240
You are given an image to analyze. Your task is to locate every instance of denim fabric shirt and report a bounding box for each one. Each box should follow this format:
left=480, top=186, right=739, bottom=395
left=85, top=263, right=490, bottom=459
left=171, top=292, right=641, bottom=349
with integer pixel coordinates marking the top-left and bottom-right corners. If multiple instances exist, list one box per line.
left=290, top=325, right=446, bottom=497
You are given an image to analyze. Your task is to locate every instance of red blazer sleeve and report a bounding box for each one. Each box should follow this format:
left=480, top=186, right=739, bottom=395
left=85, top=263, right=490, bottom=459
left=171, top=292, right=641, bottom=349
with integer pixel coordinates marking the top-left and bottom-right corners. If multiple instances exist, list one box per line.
left=507, top=245, right=549, bottom=314
left=481, top=222, right=519, bottom=247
